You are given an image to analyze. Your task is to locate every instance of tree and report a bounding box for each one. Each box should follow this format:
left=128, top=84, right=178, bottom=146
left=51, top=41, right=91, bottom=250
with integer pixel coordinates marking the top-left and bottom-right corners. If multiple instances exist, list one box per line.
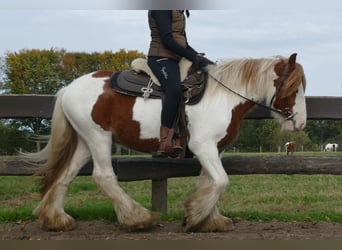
left=0, top=48, right=146, bottom=154
left=231, top=120, right=261, bottom=152
left=58, top=49, right=145, bottom=84
left=305, top=120, right=342, bottom=147
left=0, top=120, right=36, bottom=155
left=0, top=49, right=63, bottom=152
left=230, top=119, right=316, bottom=153
left=1, top=49, right=62, bottom=94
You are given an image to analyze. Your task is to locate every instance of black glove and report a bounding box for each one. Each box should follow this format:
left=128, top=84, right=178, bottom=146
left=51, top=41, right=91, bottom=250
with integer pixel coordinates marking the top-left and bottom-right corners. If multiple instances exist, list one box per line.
left=192, top=55, right=215, bottom=70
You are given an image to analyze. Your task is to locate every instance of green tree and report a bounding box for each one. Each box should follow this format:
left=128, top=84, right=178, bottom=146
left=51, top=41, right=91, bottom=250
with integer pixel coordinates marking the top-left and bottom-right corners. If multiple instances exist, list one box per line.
left=0, top=49, right=62, bottom=153
left=305, top=120, right=342, bottom=146
left=232, top=120, right=262, bottom=152
left=279, top=130, right=316, bottom=152
left=1, top=49, right=62, bottom=94
left=231, top=119, right=316, bottom=153
left=0, top=120, right=36, bottom=155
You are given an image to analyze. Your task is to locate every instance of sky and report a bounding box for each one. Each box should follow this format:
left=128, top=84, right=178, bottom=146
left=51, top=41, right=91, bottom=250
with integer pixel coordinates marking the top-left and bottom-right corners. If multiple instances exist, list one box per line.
left=0, top=0, right=342, bottom=96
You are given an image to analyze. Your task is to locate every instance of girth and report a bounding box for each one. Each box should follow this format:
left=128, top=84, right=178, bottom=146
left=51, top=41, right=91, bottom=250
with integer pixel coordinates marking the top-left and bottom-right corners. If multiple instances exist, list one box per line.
left=109, top=68, right=207, bottom=105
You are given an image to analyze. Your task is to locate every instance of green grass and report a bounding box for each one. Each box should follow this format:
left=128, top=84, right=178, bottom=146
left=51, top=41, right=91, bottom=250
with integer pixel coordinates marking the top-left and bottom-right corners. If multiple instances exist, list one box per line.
left=223, top=151, right=342, bottom=157
left=1, top=174, right=341, bottom=223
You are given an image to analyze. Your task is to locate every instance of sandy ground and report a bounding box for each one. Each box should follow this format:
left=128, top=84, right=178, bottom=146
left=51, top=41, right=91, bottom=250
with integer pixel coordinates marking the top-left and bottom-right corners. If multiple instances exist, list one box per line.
left=1, top=219, right=341, bottom=240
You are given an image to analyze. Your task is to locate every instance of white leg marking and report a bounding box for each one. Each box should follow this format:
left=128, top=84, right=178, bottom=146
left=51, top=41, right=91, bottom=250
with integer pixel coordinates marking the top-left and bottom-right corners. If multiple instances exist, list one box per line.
left=34, top=137, right=91, bottom=231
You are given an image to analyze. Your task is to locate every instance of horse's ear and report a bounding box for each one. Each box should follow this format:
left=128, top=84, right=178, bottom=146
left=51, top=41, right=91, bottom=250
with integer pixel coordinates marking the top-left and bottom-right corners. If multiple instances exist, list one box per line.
left=289, top=53, right=297, bottom=65
left=281, top=53, right=300, bottom=98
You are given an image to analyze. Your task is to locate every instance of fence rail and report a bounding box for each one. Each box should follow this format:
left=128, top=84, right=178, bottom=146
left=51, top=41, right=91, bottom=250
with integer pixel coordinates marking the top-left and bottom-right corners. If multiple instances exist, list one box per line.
left=1, top=95, right=341, bottom=213
left=1, top=95, right=342, bottom=120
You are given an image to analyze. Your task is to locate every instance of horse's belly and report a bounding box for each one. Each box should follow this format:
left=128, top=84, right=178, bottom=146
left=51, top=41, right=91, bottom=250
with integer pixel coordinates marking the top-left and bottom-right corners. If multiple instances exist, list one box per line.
left=132, top=98, right=161, bottom=139
left=102, top=97, right=161, bottom=153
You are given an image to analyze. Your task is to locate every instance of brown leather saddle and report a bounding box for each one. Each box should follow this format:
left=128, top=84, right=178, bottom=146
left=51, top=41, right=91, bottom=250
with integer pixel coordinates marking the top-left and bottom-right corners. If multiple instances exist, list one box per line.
left=109, top=67, right=207, bottom=105
left=109, top=60, right=207, bottom=158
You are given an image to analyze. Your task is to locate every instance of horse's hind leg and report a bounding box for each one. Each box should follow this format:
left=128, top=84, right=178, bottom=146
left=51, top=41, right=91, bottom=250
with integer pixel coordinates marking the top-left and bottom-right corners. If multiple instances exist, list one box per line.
left=34, top=137, right=91, bottom=231
left=183, top=144, right=234, bottom=232
left=89, top=132, right=159, bottom=230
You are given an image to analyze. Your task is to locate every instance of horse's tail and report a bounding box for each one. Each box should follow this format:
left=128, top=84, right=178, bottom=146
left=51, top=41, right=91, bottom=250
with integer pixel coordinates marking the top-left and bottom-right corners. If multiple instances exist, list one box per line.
left=24, top=88, right=78, bottom=195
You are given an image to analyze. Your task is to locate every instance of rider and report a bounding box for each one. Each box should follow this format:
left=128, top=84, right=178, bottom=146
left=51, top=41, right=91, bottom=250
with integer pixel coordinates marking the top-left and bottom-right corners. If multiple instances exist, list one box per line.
left=147, top=10, right=213, bottom=156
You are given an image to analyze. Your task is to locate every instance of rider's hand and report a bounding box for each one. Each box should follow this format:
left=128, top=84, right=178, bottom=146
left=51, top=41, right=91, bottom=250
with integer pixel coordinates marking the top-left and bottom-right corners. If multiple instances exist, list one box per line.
left=193, top=55, right=215, bottom=70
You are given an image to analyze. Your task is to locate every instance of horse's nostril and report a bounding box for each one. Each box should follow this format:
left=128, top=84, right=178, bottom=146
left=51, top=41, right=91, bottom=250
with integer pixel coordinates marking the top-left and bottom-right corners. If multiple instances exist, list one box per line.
left=296, top=122, right=305, bottom=131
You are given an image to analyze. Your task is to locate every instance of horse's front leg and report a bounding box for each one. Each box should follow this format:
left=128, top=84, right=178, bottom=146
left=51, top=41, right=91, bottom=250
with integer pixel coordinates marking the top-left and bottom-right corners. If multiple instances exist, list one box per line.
left=182, top=144, right=234, bottom=232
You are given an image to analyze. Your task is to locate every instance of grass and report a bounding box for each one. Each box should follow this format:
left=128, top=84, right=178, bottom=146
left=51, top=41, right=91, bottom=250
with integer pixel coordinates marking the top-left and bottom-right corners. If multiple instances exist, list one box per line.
left=223, top=151, right=342, bottom=157
left=0, top=174, right=341, bottom=223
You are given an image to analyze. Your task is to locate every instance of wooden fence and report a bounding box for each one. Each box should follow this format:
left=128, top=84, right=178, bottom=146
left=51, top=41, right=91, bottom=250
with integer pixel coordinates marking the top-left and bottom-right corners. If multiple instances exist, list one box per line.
left=1, top=95, right=342, bottom=213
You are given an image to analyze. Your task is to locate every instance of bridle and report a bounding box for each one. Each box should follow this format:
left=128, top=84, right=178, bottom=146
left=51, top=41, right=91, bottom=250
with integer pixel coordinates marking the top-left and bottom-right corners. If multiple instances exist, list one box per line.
left=269, top=63, right=297, bottom=120
left=207, top=61, right=298, bottom=121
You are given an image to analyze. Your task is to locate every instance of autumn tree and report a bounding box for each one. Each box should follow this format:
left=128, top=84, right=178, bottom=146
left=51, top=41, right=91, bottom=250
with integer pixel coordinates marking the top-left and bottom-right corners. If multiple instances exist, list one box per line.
left=0, top=48, right=145, bottom=154
left=0, top=49, right=63, bottom=147
left=1, top=49, right=62, bottom=94
left=58, top=49, right=145, bottom=84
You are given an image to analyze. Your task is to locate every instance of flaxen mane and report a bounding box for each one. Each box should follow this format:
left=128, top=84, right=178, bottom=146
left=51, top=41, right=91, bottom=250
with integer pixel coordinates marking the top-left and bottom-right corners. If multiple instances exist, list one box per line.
left=207, top=56, right=305, bottom=99
left=279, top=59, right=306, bottom=98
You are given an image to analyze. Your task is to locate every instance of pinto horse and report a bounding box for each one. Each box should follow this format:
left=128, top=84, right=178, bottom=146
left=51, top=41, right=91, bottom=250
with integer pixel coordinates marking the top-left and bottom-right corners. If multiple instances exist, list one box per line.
left=285, top=141, right=296, bottom=155
left=28, top=53, right=306, bottom=232
left=324, top=143, right=339, bottom=152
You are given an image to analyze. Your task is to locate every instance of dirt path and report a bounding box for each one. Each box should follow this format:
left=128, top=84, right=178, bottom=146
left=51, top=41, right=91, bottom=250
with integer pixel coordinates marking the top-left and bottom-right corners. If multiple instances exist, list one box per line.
left=1, top=220, right=341, bottom=240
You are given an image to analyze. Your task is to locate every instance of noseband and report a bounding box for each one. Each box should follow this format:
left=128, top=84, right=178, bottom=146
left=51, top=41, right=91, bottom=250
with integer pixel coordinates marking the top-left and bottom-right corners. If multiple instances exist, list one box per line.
left=208, top=61, right=298, bottom=121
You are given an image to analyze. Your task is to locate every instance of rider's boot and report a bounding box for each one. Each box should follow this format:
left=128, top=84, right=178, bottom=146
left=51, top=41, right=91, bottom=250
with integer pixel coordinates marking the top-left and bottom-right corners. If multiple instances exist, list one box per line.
left=158, top=126, right=183, bottom=157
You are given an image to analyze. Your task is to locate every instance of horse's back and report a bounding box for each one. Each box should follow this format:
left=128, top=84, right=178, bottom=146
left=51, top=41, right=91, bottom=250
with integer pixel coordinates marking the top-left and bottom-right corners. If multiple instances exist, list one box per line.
left=64, top=71, right=111, bottom=99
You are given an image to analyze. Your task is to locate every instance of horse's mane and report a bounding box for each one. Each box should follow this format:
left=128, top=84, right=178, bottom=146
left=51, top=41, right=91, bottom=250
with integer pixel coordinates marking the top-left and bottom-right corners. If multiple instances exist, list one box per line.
left=279, top=58, right=306, bottom=98
left=207, top=56, right=306, bottom=100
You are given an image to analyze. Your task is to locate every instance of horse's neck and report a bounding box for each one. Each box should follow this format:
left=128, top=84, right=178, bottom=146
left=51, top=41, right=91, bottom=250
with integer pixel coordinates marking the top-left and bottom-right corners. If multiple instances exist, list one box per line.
left=208, top=65, right=272, bottom=104
left=209, top=60, right=275, bottom=102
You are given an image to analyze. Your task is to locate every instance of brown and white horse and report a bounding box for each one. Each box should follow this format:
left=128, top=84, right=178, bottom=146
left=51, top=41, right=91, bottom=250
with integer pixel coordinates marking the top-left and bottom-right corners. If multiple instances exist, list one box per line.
left=28, top=53, right=306, bottom=232
left=285, top=141, right=296, bottom=155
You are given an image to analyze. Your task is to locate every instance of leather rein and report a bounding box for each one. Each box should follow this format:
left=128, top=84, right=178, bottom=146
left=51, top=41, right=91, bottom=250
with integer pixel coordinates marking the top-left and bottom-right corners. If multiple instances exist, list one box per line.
left=207, top=62, right=297, bottom=121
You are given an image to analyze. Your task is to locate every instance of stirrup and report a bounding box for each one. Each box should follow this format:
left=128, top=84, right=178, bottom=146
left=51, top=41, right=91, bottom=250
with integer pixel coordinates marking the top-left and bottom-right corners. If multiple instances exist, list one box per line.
left=172, top=138, right=183, bottom=154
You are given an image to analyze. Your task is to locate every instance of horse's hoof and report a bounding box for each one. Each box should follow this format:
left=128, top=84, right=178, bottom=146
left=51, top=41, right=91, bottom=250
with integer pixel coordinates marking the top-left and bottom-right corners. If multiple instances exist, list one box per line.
left=182, top=215, right=234, bottom=232
left=38, top=213, right=76, bottom=232
left=122, top=211, right=160, bottom=231
left=199, top=216, right=235, bottom=232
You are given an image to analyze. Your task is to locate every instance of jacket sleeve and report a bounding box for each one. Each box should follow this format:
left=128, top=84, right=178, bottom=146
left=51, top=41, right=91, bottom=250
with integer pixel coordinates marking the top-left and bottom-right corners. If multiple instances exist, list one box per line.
left=151, top=10, right=198, bottom=61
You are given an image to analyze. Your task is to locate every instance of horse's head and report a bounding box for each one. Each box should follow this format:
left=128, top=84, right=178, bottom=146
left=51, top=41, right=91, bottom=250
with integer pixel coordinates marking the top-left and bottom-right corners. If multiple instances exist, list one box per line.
left=270, top=53, right=307, bottom=131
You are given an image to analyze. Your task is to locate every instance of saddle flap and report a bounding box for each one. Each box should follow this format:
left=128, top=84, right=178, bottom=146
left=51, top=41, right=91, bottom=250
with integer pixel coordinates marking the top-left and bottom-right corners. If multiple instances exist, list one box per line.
left=182, top=70, right=208, bottom=104
left=110, top=70, right=164, bottom=99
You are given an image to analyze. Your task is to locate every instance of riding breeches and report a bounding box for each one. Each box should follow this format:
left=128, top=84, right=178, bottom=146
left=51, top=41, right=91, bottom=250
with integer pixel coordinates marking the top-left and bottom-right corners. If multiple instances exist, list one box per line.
left=148, top=57, right=181, bottom=128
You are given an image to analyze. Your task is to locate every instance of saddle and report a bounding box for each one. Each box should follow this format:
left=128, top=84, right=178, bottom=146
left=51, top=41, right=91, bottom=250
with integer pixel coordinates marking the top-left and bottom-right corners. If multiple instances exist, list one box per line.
left=109, top=58, right=207, bottom=158
left=109, top=58, right=207, bottom=105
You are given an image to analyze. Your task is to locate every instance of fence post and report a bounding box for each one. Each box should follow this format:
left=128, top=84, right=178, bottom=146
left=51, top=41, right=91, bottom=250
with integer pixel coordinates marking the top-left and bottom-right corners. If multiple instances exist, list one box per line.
left=151, top=178, right=168, bottom=214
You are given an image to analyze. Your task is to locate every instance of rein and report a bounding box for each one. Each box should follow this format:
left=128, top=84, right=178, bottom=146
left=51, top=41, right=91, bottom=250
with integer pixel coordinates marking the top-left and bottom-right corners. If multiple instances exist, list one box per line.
left=207, top=63, right=297, bottom=121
